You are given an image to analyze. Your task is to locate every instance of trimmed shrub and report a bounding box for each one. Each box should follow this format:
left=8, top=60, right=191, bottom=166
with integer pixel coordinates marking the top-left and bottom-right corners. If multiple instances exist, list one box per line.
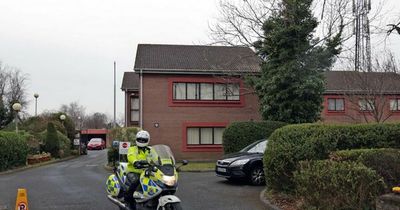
left=108, top=147, right=119, bottom=165
left=0, top=131, right=30, bottom=171
left=40, top=127, right=71, bottom=158
left=331, top=148, right=400, bottom=190
left=43, top=122, right=60, bottom=158
left=58, top=132, right=71, bottom=158
left=264, top=123, right=400, bottom=192
left=223, top=121, right=287, bottom=154
left=294, top=160, right=385, bottom=210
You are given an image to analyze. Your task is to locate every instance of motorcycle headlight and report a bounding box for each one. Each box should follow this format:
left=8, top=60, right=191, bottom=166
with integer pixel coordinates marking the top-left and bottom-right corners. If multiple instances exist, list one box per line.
left=229, top=159, right=250, bottom=167
left=162, top=175, right=177, bottom=187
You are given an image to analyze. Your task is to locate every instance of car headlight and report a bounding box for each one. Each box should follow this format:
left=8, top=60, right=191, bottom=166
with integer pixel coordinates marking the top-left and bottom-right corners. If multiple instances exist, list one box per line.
left=162, top=175, right=177, bottom=186
left=229, top=159, right=250, bottom=167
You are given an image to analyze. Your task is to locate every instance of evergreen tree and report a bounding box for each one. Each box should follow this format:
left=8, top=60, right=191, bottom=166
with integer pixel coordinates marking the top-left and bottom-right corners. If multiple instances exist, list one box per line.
left=253, top=0, right=342, bottom=123
left=0, top=98, right=8, bottom=128
left=44, top=122, right=60, bottom=158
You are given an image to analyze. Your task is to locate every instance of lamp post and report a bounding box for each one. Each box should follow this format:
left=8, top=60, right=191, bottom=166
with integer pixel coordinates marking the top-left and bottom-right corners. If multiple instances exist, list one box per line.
left=12, top=103, right=22, bottom=134
left=34, top=93, right=39, bottom=116
left=60, top=114, right=66, bottom=126
left=77, top=116, right=82, bottom=130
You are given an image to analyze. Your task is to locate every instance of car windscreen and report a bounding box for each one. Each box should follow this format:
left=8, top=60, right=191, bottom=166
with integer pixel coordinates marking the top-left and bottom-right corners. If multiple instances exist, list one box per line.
left=89, top=139, right=102, bottom=143
left=240, top=140, right=267, bottom=153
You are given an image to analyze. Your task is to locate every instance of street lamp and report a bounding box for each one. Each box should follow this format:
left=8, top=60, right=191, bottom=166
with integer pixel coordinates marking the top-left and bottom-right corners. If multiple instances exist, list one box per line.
left=34, top=93, right=39, bottom=116
left=60, top=114, right=66, bottom=126
left=77, top=116, right=82, bottom=130
left=12, top=103, right=22, bottom=134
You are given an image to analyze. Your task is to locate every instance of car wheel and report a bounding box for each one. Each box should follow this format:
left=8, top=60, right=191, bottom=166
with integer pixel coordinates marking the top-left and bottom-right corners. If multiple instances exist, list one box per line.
left=249, top=166, right=265, bottom=185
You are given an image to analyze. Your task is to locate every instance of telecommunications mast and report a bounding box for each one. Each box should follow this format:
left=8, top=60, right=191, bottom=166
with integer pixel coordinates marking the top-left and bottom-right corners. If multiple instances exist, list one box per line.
left=353, top=0, right=372, bottom=71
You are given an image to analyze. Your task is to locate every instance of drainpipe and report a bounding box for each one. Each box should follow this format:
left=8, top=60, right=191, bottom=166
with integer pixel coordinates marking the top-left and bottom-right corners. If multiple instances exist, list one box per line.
left=125, top=89, right=128, bottom=127
left=140, top=69, right=143, bottom=129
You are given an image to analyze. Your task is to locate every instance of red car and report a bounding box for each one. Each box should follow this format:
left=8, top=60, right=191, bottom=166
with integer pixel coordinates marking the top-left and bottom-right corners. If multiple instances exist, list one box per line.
left=87, top=138, right=106, bottom=150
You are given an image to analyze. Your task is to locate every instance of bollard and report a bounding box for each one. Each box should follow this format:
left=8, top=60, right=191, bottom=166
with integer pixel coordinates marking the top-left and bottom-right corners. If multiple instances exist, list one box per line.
left=15, top=189, right=28, bottom=210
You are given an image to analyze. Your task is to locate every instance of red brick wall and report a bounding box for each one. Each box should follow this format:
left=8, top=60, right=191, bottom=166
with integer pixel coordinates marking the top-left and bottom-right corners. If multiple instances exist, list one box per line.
left=321, top=94, right=400, bottom=123
left=141, top=74, right=262, bottom=160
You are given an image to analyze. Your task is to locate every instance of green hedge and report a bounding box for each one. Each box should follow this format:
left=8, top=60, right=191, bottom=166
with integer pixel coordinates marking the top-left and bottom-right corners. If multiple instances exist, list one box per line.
left=222, top=121, right=287, bottom=154
left=294, top=160, right=385, bottom=209
left=331, top=148, right=400, bottom=190
left=107, top=127, right=139, bottom=164
left=0, top=131, right=30, bottom=171
left=264, top=123, right=400, bottom=192
left=108, top=127, right=139, bottom=143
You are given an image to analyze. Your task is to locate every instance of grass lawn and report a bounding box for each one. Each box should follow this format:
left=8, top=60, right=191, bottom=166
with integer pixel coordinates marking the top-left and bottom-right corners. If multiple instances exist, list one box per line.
left=179, top=162, right=215, bottom=172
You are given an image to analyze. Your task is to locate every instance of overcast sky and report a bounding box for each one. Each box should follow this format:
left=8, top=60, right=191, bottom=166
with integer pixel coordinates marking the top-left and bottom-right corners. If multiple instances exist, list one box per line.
left=0, top=0, right=399, bottom=121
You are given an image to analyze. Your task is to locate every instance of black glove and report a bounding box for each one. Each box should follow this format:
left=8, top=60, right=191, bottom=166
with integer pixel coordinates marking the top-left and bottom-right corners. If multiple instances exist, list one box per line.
left=134, top=160, right=149, bottom=169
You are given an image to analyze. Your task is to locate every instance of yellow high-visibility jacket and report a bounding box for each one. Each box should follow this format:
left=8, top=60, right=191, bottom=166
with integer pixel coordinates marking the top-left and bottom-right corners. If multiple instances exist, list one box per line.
left=127, top=146, right=158, bottom=174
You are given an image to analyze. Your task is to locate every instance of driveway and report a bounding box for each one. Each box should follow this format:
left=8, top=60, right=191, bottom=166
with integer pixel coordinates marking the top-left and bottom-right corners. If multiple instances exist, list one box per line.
left=177, top=172, right=266, bottom=210
left=0, top=150, right=265, bottom=210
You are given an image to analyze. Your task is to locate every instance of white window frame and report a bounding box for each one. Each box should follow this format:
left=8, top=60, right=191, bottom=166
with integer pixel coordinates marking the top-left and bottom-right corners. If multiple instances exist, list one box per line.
left=186, top=127, right=225, bottom=145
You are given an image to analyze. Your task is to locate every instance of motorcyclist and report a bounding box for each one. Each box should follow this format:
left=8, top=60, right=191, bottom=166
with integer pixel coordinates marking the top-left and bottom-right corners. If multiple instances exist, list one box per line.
left=125, top=130, right=158, bottom=210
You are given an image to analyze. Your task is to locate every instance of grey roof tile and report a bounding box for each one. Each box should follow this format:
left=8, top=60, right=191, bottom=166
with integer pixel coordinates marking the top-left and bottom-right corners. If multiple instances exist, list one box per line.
left=121, top=72, right=139, bottom=90
left=134, top=44, right=261, bottom=73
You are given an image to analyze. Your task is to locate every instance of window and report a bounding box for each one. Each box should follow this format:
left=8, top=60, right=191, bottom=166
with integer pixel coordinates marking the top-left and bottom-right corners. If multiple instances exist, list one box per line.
left=390, top=99, right=400, bottom=111
left=327, top=98, right=345, bottom=111
left=173, top=83, right=186, bottom=100
left=227, top=83, right=240, bottom=100
left=359, top=99, right=374, bottom=111
left=200, top=83, right=213, bottom=100
left=186, top=83, right=199, bottom=100
left=172, top=82, right=240, bottom=101
left=187, top=127, right=225, bottom=145
left=130, top=97, right=139, bottom=122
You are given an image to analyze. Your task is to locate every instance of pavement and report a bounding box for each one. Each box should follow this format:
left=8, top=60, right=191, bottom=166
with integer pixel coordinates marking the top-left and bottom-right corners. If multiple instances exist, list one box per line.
left=0, top=149, right=266, bottom=210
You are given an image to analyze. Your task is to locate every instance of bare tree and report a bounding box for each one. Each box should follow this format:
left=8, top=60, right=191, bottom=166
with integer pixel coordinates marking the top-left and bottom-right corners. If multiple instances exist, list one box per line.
left=59, top=101, right=86, bottom=128
left=342, top=51, right=400, bottom=123
left=387, top=21, right=400, bottom=35
left=83, top=112, right=108, bottom=129
left=209, top=0, right=350, bottom=48
left=0, top=62, right=10, bottom=127
left=0, top=62, right=29, bottom=126
left=209, top=0, right=275, bottom=47
left=209, top=0, right=392, bottom=56
left=6, top=68, right=29, bottom=108
left=0, top=62, right=9, bottom=100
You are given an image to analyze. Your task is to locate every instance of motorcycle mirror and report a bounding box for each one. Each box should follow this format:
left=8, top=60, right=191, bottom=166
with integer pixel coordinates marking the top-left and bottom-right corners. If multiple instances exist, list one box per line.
left=176, top=160, right=189, bottom=171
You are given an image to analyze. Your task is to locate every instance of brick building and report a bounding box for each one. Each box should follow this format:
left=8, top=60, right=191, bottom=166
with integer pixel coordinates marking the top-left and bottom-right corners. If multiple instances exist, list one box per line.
left=122, top=44, right=400, bottom=160
left=121, top=44, right=262, bottom=160
left=322, top=71, right=400, bottom=123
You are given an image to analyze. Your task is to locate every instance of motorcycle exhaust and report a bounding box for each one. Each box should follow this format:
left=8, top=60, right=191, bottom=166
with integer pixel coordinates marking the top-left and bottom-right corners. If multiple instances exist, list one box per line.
left=107, top=195, right=131, bottom=210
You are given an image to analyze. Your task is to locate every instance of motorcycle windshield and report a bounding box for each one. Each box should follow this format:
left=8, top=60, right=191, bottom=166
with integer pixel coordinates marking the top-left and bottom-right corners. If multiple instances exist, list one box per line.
left=152, top=144, right=175, bottom=166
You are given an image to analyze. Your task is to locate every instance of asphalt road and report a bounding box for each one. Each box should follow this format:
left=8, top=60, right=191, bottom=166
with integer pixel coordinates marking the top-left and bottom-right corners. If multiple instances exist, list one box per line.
left=0, top=149, right=265, bottom=210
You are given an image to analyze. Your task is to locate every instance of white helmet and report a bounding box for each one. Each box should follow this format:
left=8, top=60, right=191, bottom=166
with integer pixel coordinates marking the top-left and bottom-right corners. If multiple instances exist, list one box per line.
left=136, top=130, right=150, bottom=147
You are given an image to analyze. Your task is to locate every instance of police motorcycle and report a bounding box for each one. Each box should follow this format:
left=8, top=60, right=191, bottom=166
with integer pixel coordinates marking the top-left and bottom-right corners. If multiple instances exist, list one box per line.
left=106, top=144, right=188, bottom=210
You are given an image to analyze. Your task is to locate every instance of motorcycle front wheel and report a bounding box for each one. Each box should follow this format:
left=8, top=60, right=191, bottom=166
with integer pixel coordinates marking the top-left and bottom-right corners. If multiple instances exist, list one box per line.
left=161, top=203, right=183, bottom=210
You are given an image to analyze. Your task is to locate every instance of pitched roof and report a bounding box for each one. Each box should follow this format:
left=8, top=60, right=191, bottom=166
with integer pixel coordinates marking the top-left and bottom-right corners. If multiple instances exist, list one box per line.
left=133, top=44, right=261, bottom=74
left=121, top=72, right=139, bottom=90
left=324, top=71, right=400, bottom=94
